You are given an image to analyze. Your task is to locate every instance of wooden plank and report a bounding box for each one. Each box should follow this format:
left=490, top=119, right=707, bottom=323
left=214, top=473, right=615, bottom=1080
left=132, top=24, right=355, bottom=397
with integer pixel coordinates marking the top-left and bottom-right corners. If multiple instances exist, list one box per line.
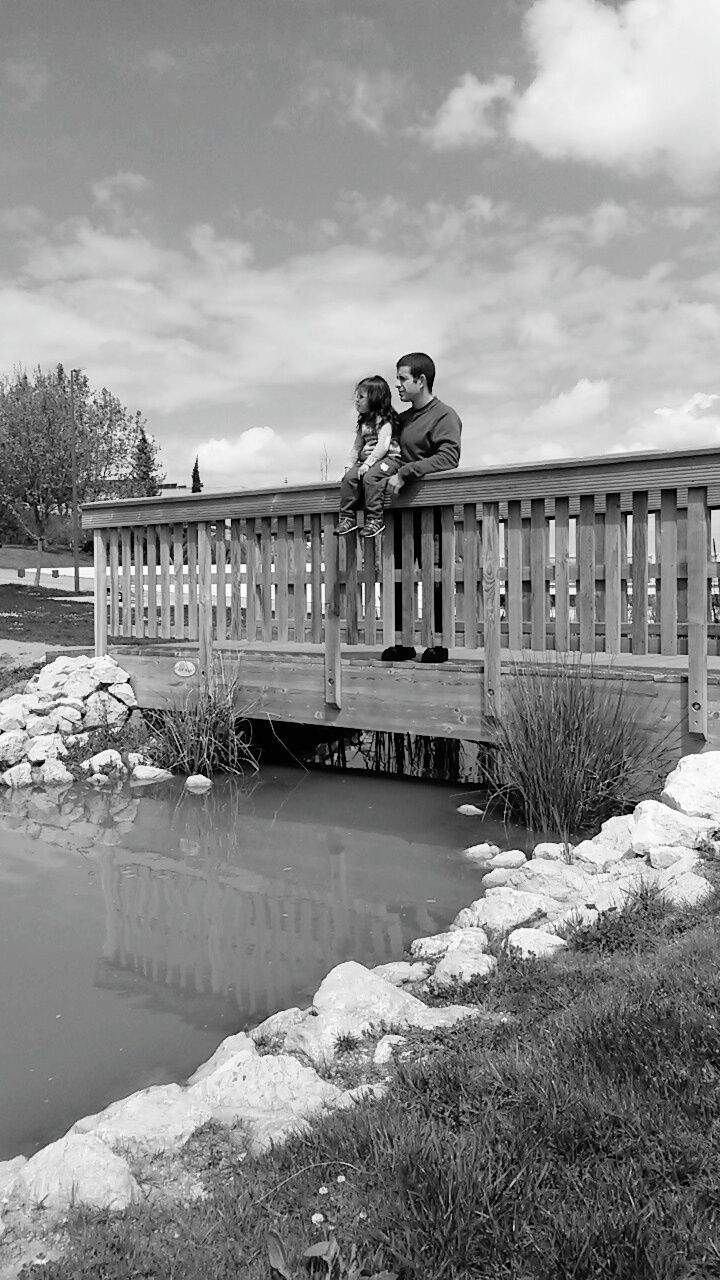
left=421, top=507, right=435, bottom=648
left=345, top=529, right=359, bottom=645
left=506, top=500, right=523, bottom=650
left=158, top=525, right=171, bottom=640
left=401, top=510, right=415, bottom=647
left=121, top=527, right=132, bottom=637
left=440, top=505, right=455, bottom=647
left=275, top=515, right=289, bottom=643
left=215, top=523, right=227, bottom=642
left=604, top=493, right=622, bottom=654
left=197, top=522, right=213, bottom=684
left=595, top=509, right=605, bottom=633
left=310, top=514, right=322, bottom=643
left=687, top=486, right=709, bottom=737
left=246, top=520, right=258, bottom=642
left=260, top=517, right=272, bottom=641
left=132, top=529, right=145, bottom=640
left=660, top=489, right=678, bottom=655
left=462, top=503, right=478, bottom=648
left=186, top=525, right=198, bottom=641
left=146, top=526, right=157, bottom=639
left=94, top=530, right=108, bottom=657
left=482, top=502, right=501, bottom=717
left=521, top=515, right=531, bottom=646
left=108, top=529, right=120, bottom=638
left=632, top=491, right=649, bottom=655
left=530, top=498, right=546, bottom=651
left=382, top=510, right=396, bottom=647
left=323, top=515, right=342, bottom=708
left=362, top=532, right=377, bottom=645
left=230, top=518, right=242, bottom=641
left=577, top=496, right=596, bottom=653
left=293, top=515, right=307, bottom=643
left=173, top=527, right=185, bottom=640
left=554, top=497, right=570, bottom=652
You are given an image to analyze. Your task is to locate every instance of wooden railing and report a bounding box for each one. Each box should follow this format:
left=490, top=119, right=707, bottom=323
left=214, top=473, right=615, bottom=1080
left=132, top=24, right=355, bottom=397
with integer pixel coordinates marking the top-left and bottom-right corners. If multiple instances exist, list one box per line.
left=82, top=446, right=720, bottom=737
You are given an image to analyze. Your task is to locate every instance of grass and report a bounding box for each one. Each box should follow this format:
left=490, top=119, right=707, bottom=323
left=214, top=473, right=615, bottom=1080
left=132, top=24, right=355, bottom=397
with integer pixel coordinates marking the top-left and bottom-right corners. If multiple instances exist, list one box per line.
left=143, top=671, right=259, bottom=776
left=0, top=582, right=93, bottom=645
left=485, top=654, right=675, bottom=840
left=18, top=884, right=720, bottom=1280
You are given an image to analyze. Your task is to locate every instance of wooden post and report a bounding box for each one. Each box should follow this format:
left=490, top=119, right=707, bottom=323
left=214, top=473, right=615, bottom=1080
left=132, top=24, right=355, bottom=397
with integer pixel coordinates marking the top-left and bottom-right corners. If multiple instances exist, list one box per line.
left=197, top=522, right=214, bottom=690
left=687, top=487, right=708, bottom=738
left=483, top=502, right=501, bottom=718
left=94, top=530, right=108, bottom=657
left=323, top=515, right=341, bottom=708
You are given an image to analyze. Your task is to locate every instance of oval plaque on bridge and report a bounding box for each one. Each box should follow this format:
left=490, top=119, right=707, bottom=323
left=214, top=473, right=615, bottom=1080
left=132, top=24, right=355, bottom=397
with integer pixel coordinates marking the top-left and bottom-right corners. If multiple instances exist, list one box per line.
left=174, top=659, right=196, bottom=678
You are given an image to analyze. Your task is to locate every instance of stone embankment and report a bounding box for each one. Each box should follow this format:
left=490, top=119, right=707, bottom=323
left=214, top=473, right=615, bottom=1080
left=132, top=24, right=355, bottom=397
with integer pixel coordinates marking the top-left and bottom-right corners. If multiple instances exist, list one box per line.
left=0, top=653, right=719, bottom=1264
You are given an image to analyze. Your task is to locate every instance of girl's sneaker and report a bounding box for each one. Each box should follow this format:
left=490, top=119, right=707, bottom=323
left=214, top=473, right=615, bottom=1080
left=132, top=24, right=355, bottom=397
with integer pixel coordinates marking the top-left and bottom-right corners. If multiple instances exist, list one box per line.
left=335, top=516, right=358, bottom=535
left=362, top=518, right=385, bottom=538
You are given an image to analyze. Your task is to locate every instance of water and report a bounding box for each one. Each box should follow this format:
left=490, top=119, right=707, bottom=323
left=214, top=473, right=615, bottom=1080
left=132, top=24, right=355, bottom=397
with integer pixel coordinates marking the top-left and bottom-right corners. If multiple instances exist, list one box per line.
left=0, top=769, right=525, bottom=1160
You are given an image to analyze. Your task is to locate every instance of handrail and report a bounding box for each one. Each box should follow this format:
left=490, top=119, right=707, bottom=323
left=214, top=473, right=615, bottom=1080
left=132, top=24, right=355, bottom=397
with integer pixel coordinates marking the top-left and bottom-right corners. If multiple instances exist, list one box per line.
left=81, top=445, right=720, bottom=528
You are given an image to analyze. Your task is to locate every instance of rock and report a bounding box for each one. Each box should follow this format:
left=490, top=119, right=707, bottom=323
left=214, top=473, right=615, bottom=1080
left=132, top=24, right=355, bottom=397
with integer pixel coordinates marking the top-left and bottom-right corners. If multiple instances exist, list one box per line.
left=83, top=692, right=128, bottom=730
left=409, top=926, right=489, bottom=961
left=131, top=763, right=174, bottom=784
left=1, top=762, right=33, bottom=788
left=662, top=752, right=720, bottom=821
left=481, top=867, right=513, bottom=889
left=54, top=704, right=82, bottom=723
left=505, top=859, right=595, bottom=903
left=88, top=656, right=130, bottom=686
left=107, top=681, right=137, bottom=708
left=25, top=734, right=67, bottom=764
left=506, top=928, right=569, bottom=959
left=9, top=1133, right=139, bottom=1212
left=659, top=870, right=713, bottom=908
left=285, top=961, right=483, bottom=1068
left=36, top=656, right=85, bottom=693
left=463, top=841, right=499, bottom=864
left=185, top=774, right=213, bottom=794
left=572, top=840, right=627, bottom=873
left=533, top=841, right=568, bottom=861
left=38, top=760, right=74, bottom=787
left=127, top=751, right=150, bottom=769
left=648, top=844, right=698, bottom=870
left=0, top=730, right=29, bottom=766
left=72, top=1084, right=212, bottom=1155
left=60, top=671, right=102, bottom=702
left=547, top=904, right=599, bottom=934
left=251, top=1007, right=306, bottom=1049
left=452, top=888, right=557, bottom=939
left=457, top=804, right=485, bottom=816
left=25, top=712, right=60, bottom=737
left=430, top=945, right=497, bottom=990
left=86, top=749, right=126, bottom=775
left=489, top=849, right=527, bottom=869
left=629, top=799, right=713, bottom=855
left=188, top=1052, right=344, bottom=1153
left=89, top=773, right=110, bottom=787
left=0, top=1155, right=26, bottom=1199
left=0, top=694, right=30, bottom=732
left=373, top=1034, right=406, bottom=1065
left=372, top=961, right=429, bottom=985
left=595, top=813, right=634, bottom=852
left=187, top=1033, right=257, bottom=1086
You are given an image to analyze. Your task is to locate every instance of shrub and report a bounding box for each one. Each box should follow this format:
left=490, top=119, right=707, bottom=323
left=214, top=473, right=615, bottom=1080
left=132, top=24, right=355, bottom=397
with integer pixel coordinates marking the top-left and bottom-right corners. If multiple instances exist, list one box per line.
left=485, top=655, right=674, bottom=839
left=145, top=670, right=258, bottom=776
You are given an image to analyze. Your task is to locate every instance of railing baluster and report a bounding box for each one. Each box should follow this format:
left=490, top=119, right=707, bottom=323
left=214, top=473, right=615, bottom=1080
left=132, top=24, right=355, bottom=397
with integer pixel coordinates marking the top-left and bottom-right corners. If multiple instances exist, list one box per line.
left=293, top=515, right=307, bottom=643
left=260, top=517, right=272, bottom=641
left=401, top=510, right=415, bottom=647
left=173, top=526, right=185, bottom=640
left=632, top=492, right=649, bottom=655
left=345, top=531, right=359, bottom=644
left=323, top=515, right=341, bottom=708
left=186, top=525, right=197, bottom=641
left=230, top=518, right=242, bottom=641
left=246, top=519, right=258, bottom=642
left=421, top=508, right=435, bottom=649
left=108, top=530, right=120, bottom=638
left=198, top=522, right=213, bottom=684
left=554, top=498, right=570, bottom=652
left=275, top=516, right=289, bottom=642
left=507, top=500, right=523, bottom=650
left=605, top=494, right=622, bottom=654
left=146, top=526, right=157, bottom=639
left=483, top=502, right=501, bottom=716
left=463, top=503, right=478, bottom=648
left=530, top=498, right=546, bottom=651
left=440, top=506, right=455, bottom=648
left=687, top=487, right=709, bottom=736
left=121, top=528, right=132, bottom=638
left=578, top=496, right=596, bottom=653
left=660, top=489, right=678, bottom=655
left=382, top=511, right=396, bottom=647
left=215, top=522, right=227, bottom=642
left=310, top=514, right=322, bottom=643
left=94, top=530, right=108, bottom=657
left=159, top=525, right=171, bottom=640
left=362, top=535, right=377, bottom=645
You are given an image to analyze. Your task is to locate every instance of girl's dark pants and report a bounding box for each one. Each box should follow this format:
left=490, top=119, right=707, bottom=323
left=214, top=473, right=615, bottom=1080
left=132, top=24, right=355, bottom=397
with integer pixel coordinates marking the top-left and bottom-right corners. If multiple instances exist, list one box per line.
left=339, top=458, right=402, bottom=521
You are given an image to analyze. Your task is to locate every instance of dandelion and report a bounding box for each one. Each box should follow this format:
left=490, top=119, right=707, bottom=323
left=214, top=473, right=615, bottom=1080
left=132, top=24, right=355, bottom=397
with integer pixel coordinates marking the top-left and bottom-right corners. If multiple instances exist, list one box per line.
left=311, top=1212, right=324, bottom=1226
left=336, top=1174, right=346, bottom=1184
left=318, top=1185, right=329, bottom=1195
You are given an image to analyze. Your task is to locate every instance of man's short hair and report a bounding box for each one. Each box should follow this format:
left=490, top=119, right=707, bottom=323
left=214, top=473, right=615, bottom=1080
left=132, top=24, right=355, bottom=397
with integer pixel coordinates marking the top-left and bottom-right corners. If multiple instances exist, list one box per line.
left=396, top=352, right=435, bottom=393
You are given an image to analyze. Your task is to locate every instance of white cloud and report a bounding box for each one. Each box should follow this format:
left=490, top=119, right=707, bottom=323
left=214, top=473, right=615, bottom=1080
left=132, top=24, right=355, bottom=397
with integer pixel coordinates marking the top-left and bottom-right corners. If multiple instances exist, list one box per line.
left=522, top=378, right=611, bottom=446
left=419, top=73, right=514, bottom=150
left=92, top=172, right=154, bottom=208
left=511, top=0, right=720, bottom=190
left=288, top=62, right=406, bottom=136
left=2, top=56, right=49, bottom=109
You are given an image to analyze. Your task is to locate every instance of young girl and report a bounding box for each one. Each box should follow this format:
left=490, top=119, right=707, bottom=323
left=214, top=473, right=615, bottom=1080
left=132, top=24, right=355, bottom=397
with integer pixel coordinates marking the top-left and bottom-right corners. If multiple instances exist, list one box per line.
left=336, top=374, right=402, bottom=537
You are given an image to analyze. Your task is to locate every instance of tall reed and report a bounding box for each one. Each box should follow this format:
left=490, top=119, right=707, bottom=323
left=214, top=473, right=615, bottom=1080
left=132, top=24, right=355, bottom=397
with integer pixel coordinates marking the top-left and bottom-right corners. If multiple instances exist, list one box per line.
left=146, top=669, right=258, bottom=777
left=485, top=655, right=674, bottom=839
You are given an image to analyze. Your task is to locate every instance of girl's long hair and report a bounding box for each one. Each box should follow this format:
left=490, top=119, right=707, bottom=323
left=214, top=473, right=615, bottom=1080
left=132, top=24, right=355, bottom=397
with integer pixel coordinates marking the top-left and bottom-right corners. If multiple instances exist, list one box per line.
left=355, top=374, right=401, bottom=434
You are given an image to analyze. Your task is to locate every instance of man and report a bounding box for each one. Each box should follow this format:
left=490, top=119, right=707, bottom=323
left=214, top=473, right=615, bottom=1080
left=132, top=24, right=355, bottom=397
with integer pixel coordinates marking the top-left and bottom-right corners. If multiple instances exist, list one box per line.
left=385, top=353, right=462, bottom=658
left=386, top=352, right=462, bottom=497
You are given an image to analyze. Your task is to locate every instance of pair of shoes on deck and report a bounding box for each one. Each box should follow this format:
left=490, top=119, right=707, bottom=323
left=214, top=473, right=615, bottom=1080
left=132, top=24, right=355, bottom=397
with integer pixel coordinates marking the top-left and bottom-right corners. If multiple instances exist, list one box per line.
left=380, top=645, right=449, bottom=663
left=334, top=517, right=385, bottom=537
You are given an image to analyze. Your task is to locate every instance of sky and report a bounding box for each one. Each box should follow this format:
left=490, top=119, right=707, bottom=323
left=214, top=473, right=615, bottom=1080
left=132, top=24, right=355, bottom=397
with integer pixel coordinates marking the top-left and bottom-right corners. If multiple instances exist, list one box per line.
left=2, top=0, right=720, bottom=491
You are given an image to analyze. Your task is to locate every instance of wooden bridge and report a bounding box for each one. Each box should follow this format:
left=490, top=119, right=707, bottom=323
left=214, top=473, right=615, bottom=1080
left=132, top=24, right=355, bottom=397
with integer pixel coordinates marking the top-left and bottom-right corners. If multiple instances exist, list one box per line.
left=81, top=446, right=720, bottom=755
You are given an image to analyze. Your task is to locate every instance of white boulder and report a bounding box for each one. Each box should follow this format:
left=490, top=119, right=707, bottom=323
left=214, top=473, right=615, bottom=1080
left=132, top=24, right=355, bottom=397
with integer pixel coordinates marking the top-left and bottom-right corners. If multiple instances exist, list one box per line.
left=647, top=844, right=698, bottom=870
left=595, top=813, right=634, bottom=852
left=25, top=712, right=59, bottom=737
left=452, top=888, right=557, bottom=939
left=481, top=867, right=513, bottom=889
left=410, top=927, right=489, bottom=961
left=1, top=762, right=33, bottom=788
left=373, top=1034, right=406, bottom=1065
left=187, top=1033, right=257, bottom=1085
left=571, top=840, right=627, bottom=874
left=0, top=695, right=30, bottom=732
left=83, top=691, right=128, bottom=730
left=250, top=1007, right=306, bottom=1049
left=88, top=656, right=129, bottom=686
left=630, top=799, right=714, bottom=855
left=131, top=763, right=174, bottom=785
left=662, top=752, right=720, bottom=821
left=185, top=774, right=213, bottom=794
left=0, top=730, right=29, bottom=767
left=430, top=944, right=497, bottom=990
left=463, top=841, right=499, bottom=864
left=72, top=1084, right=213, bottom=1155
left=372, top=961, right=429, bottom=985
left=86, top=748, right=126, bottom=776
left=533, top=841, right=568, bottom=861
left=59, top=671, right=102, bottom=702
left=108, top=681, right=138, bottom=708
left=38, top=760, right=74, bottom=787
left=660, top=870, right=713, bottom=908
left=0, top=1155, right=26, bottom=1199
left=507, top=929, right=568, bottom=959
left=9, top=1133, right=139, bottom=1212
left=25, top=734, right=66, bottom=764
left=457, top=804, right=485, bottom=816
left=489, top=849, right=527, bottom=869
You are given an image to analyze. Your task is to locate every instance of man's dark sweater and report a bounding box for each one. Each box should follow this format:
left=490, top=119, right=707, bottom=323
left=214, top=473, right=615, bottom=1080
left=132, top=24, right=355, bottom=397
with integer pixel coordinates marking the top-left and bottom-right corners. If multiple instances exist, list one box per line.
left=397, top=397, right=462, bottom=483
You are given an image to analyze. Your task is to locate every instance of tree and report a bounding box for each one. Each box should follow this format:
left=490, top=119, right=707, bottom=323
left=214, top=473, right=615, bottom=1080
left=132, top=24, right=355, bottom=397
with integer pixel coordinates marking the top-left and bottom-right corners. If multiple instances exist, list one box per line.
left=191, top=455, right=203, bottom=493
left=133, top=424, right=163, bottom=497
left=0, top=364, right=163, bottom=580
